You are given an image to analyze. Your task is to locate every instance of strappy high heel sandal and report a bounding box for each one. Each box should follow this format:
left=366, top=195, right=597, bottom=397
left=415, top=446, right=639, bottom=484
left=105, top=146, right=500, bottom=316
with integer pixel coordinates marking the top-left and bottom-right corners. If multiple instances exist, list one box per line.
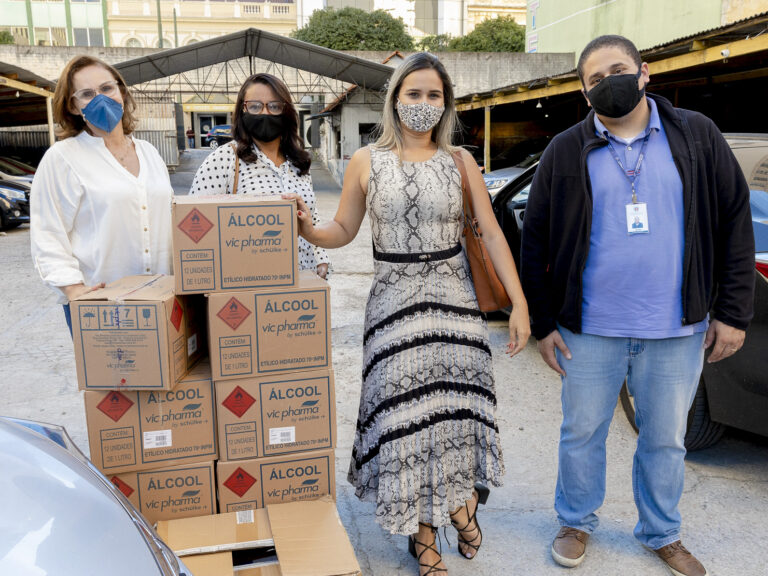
left=408, top=523, right=448, bottom=575
left=450, top=483, right=490, bottom=560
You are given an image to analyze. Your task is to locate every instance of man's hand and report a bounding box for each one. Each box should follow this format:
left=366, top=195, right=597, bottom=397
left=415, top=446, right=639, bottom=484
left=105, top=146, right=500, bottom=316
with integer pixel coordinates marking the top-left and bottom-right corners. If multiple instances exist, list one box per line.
left=316, top=263, right=329, bottom=279
left=537, top=329, right=572, bottom=376
left=704, top=319, right=745, bottom=363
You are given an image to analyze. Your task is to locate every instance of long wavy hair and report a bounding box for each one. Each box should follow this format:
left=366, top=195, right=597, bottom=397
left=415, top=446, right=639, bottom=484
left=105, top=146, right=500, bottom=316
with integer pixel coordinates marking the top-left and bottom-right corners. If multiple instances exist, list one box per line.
left=53, top=55, right=137, bottom=139
left=375, top=52, right=459, bottom=156
left=232, top=73, right=311, bottom=176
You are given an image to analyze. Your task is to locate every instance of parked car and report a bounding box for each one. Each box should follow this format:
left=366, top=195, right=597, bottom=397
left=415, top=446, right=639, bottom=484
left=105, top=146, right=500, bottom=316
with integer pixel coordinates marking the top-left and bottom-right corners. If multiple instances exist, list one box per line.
left=491, top=135, right=768, bottom=450
left=205, top=124, right=232, bottom=149
left=0, top=156, right=35, bottom=185
left=483, top=151, right=543, bottom=199
left=0, top=180, right=30, bottom=230
left=0, top=416, right=191, bottom=575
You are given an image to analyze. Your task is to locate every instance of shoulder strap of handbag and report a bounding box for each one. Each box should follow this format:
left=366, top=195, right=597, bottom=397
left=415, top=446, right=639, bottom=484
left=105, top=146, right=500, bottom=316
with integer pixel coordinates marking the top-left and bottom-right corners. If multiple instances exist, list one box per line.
left=230, top=141, right=239, bottom=194
left=451, top=150, right=475, bottom=224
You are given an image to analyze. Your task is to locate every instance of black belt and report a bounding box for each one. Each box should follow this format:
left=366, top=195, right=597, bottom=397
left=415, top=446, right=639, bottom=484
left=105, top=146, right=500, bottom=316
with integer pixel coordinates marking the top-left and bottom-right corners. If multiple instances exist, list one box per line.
left=373, top=243, right=462, bottom=263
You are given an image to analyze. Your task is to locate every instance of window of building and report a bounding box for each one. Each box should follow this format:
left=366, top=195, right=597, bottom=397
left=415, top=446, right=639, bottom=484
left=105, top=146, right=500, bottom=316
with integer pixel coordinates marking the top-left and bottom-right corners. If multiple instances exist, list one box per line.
left=186, top=37, right=199, bottom=45
left=125, top=37, right=143, bottom=48
left=73, top=28, right=104, bottom=47
left=359, top=123, right=377, bottom=147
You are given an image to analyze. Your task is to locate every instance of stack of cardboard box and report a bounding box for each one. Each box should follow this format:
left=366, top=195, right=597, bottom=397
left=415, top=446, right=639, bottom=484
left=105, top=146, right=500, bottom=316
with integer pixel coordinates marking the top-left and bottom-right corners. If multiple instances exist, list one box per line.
left=172, top=195, right=337, bottom=514
left=71, top=275, right=217, bottom=525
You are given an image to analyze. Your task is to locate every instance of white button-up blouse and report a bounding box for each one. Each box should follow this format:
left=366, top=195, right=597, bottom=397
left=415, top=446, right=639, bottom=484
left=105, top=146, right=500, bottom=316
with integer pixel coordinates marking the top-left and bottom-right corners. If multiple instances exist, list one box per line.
left=30, top=130, right=173, bottom=303
left=189, top=142, right=330, bottom=272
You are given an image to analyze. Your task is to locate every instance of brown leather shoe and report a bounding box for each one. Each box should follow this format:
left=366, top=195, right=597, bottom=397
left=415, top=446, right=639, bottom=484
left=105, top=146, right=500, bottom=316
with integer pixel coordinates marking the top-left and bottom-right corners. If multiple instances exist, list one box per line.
left=551, top=527, right=589, bottom=567
left=654, top=541, right=708, bottom=576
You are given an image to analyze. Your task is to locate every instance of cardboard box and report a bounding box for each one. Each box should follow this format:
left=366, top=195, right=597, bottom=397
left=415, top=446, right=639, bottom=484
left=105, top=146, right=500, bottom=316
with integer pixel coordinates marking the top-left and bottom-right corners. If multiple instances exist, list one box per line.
left=172, top=195, right=298, bottom=294
left=109, top=460, right=216, bottom=526
left=72, top=275, right=206, bottom=391
left=217, top=449, right=335, bottom=512
left=216, top=369, right=336, bottom=461
left=156, top=498, right=361, bottom=576
left=208, top=271, right=331, bottom=381
left=84, top=360, right=217, bottom=474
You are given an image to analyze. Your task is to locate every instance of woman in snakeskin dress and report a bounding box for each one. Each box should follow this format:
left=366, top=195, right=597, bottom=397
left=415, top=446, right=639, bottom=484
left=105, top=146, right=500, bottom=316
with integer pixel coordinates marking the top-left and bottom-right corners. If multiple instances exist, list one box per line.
left=284, top=52, right=529, bottom=575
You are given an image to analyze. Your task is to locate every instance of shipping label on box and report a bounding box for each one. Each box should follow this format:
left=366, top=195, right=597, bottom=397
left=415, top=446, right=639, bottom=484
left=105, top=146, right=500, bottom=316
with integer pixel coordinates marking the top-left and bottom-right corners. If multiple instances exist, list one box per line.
left=72, top=275, right=206, bottom=391
left=217, top=449, right=335, bottom=512
left=110, top=460, right=216, bottom=525
left=85, top=361, right=217, bottom=474
left=209, top=271, right=331, bottom=381
left=216, top=369, right=335, bottom=461
left=173, top=195, right=298, bottom=294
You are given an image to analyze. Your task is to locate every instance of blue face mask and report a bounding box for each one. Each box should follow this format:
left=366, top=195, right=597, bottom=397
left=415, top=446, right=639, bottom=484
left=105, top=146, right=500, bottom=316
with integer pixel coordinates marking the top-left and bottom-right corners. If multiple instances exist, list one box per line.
left=81, top=94, right=124, bottom=133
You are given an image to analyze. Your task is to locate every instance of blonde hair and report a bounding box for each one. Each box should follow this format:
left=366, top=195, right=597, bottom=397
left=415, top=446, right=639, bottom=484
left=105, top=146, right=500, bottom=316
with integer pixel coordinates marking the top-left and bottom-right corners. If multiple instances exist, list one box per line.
left=375, top=52, right=460, bottom=155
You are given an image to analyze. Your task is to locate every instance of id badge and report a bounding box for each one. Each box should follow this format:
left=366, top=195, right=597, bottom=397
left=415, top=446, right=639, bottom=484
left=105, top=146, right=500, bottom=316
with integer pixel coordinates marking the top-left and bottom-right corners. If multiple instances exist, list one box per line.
left=626, top=202, right=649, bottom=234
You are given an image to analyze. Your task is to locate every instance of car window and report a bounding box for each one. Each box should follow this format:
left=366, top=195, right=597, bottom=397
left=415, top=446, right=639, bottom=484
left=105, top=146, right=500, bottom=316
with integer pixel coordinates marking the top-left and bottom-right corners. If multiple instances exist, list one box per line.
left=0, top=159, right=27, bottom=176
left=751, top=189, right=768, bottom=252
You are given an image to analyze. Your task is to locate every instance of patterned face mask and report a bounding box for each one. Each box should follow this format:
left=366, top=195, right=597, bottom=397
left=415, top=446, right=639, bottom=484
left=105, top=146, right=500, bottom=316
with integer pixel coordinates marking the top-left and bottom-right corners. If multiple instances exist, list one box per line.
left=396, top=100, right=445, bottom=133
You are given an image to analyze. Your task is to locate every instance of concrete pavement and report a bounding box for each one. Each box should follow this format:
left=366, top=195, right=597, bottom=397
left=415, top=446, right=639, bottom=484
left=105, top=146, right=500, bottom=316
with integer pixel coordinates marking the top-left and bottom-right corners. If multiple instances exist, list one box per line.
left=2, top=148, right=767, bottom=575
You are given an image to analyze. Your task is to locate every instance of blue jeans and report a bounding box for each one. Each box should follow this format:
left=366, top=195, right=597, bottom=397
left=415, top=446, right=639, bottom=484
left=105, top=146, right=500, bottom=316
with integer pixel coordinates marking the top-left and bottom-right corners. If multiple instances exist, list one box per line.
left=554, top=325, right=705, bottom=549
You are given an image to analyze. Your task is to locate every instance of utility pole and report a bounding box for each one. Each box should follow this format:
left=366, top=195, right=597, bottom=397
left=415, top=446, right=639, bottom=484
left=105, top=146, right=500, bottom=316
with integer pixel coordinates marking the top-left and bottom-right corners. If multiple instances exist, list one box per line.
left=156, top=0, right=164, bottom=48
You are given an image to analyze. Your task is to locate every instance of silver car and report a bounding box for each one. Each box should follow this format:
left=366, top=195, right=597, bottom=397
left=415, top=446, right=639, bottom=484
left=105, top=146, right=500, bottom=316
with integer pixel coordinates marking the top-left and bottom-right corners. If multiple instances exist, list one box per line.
left=0, top=417, right=191, bottom=575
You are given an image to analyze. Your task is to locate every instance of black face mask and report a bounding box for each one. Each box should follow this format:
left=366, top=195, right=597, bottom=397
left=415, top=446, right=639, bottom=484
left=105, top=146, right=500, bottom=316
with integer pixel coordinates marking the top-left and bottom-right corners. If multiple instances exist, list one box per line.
left=242, top=113, right=285, bottom=142
left=586, top=70, right=645, bottom=118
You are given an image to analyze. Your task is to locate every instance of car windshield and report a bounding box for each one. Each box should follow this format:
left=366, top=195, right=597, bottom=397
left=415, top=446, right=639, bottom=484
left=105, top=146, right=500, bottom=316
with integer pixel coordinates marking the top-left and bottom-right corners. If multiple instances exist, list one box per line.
left=0, top=158, right=28, bottom=176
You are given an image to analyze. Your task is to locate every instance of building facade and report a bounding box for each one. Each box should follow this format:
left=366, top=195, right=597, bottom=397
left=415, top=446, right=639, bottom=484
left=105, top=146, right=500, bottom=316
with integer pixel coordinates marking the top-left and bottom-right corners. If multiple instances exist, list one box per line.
left=526, top=0, right=767, bottom=59
left=0, top=0, right=109, bottom=47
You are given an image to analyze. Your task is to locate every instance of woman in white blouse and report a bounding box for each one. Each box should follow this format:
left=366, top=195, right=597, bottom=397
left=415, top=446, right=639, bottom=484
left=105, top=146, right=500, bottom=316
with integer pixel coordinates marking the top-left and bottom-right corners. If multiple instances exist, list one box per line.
left=30, top=56, right=173, bottom=334
left=189, top=73, right=330, bottom=278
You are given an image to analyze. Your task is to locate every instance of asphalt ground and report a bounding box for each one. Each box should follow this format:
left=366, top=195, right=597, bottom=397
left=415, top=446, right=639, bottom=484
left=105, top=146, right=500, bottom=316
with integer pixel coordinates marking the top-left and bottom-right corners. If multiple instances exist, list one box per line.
left=2, top=148, right=767, bottom=575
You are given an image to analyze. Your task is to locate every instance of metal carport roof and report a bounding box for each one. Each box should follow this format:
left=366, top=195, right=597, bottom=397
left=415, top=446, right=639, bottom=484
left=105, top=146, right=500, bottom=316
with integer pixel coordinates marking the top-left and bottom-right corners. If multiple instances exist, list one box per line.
left=0, top=62, right=56, bottom=129
left=114, top=28, right=395, bottom=90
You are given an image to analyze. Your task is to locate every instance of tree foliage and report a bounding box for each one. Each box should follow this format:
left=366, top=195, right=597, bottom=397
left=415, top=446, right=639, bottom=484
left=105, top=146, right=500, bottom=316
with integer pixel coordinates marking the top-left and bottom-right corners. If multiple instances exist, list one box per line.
left=450, top=16, right=525, bottom=52
left=292, top=7, right=414, bottom=51
left=0, top=31, right=15, bottom=45
left=419, top=17, right=526, bottom=53
left=417, top=34, right=452, bottom=53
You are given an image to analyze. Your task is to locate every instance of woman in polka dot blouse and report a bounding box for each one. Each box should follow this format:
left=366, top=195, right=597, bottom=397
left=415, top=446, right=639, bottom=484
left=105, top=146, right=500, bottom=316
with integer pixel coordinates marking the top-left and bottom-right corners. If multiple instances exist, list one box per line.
left=189, top=73, right=330, bottom=278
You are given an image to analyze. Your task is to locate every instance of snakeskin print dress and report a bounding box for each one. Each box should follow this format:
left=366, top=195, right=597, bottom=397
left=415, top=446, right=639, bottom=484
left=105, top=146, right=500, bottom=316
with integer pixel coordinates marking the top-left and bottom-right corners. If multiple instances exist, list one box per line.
left=347, top=146, right=505, bottom=536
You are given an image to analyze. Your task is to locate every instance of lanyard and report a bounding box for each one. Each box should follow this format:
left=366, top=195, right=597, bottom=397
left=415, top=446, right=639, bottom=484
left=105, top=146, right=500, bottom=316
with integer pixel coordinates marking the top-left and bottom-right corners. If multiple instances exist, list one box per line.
left=604, top=131, right=651, bottom=204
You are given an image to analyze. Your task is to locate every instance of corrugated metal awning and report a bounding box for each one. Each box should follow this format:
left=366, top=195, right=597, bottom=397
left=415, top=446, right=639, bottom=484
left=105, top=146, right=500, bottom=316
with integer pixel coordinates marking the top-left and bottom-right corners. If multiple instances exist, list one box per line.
left=115, top=28, right=395, bottom=90
left=0, top=62, right=56, bottom=128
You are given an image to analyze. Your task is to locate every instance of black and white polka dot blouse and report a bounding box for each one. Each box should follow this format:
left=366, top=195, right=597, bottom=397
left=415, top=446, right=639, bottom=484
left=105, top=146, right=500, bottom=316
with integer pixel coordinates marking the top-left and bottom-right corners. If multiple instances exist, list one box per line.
left=189, top=143, right=330, bottom=272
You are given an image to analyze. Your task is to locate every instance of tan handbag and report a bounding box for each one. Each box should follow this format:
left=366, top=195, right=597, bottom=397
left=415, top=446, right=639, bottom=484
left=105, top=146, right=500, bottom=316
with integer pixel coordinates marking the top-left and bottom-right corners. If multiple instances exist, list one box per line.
left=452, top=151, right=512, bottom=313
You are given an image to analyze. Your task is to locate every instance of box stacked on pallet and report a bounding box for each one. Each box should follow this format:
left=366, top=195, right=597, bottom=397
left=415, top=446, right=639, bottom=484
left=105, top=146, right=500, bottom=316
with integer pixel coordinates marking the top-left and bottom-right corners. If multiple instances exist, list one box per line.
left=170, top=194, right=338, bottom=513
left=71, top=274, right=216, bottom=525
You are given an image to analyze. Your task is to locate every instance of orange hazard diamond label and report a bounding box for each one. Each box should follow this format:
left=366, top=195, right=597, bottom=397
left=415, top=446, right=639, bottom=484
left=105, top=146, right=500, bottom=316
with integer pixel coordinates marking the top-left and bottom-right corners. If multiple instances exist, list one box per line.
left=170, top=297, right=184, bottom=332
left=222, top=385, right=256, bottom=418
left=217, top=297, right=251, bottom=330
left=223, top=467, right=257, bottom=497
left=97, top=391, right=134, bottom=422
left=111, top=476, right=135, bottom=498
left=178, top=208, right=214, bottom=243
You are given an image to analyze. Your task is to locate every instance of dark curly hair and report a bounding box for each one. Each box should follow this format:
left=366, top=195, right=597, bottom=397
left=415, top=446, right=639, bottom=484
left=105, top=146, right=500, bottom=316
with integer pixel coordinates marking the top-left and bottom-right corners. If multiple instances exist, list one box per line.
left=232, top=73, right=311, bottom=176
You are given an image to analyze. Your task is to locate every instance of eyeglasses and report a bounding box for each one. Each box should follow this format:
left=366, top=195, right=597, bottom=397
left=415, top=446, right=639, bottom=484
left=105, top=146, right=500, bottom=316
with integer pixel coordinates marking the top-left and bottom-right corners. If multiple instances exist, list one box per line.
left=243, top=100, right=286, bottom=115
left=72, top=80, right=120, bottom=103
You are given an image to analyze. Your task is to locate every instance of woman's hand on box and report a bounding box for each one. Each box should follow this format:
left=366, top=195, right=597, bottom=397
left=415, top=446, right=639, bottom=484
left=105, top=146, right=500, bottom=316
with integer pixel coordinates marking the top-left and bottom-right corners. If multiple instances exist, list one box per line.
left=281, top=193, right=315, bottom=241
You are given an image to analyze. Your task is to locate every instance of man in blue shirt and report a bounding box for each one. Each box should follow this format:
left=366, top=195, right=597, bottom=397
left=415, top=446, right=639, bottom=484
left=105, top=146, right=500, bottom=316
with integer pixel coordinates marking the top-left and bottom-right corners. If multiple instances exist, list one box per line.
left=521, top=36, right=755, bottom=576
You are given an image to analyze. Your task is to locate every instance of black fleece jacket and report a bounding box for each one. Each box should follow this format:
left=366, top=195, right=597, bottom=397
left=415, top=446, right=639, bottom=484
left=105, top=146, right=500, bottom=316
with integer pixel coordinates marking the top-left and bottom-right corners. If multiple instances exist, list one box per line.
left=521, top=94, right=755, bottom=340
